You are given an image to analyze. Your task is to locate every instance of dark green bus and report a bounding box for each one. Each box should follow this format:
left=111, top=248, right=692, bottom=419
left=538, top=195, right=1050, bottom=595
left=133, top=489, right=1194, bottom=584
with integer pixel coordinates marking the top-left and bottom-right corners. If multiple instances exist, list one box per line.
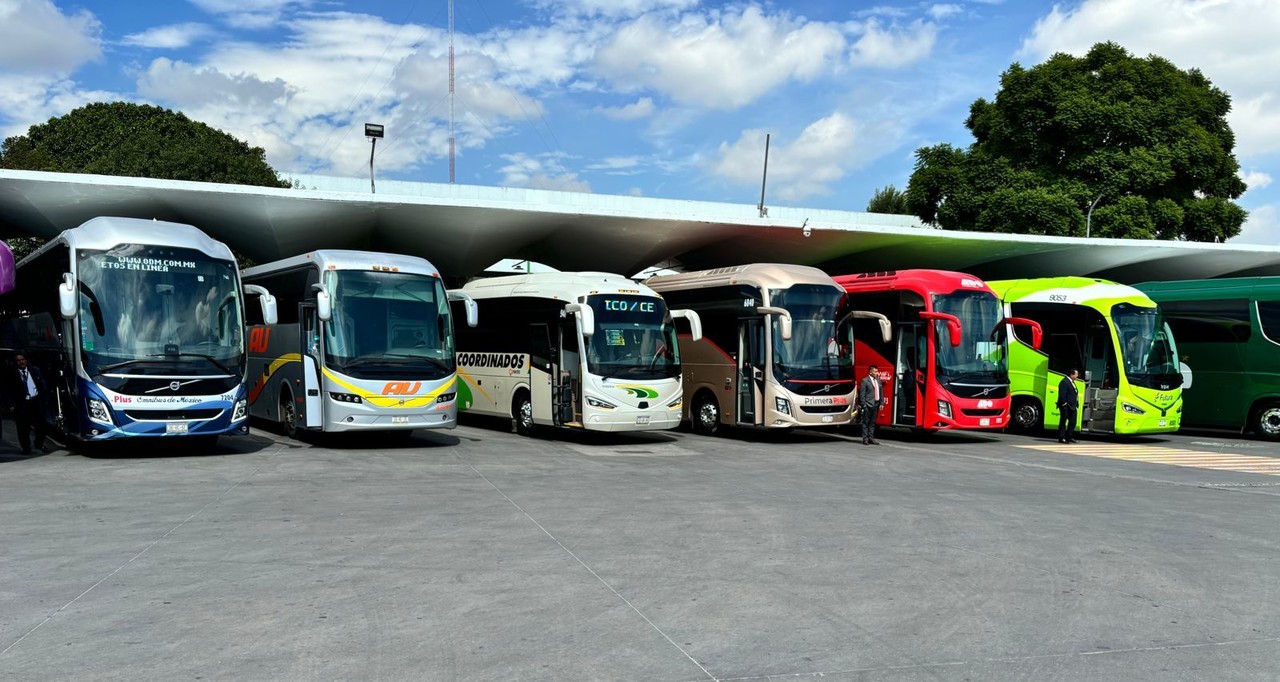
left=1135, top=278, right=1280, bottom=440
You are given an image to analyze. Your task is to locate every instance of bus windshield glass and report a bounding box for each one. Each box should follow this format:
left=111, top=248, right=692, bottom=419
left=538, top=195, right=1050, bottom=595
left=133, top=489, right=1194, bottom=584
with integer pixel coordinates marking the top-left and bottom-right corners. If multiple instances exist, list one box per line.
left=1112, top=303, right=1182, bottom=390
left=769, top=285, right=851, bottom=381
left=931, top=290, right=1007, bottom=381
left=323, top=270, right=455, bottom=379
left=77, top=246, right=244, bottom=377
left=584, top=294, right=679, bottom=380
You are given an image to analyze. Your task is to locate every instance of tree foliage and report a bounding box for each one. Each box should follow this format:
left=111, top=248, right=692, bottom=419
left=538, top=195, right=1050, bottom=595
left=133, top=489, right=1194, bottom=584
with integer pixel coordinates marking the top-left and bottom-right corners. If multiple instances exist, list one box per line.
left=904, top=42, right=1247, bottom=241
left=866, top=185, right=911, bottom=215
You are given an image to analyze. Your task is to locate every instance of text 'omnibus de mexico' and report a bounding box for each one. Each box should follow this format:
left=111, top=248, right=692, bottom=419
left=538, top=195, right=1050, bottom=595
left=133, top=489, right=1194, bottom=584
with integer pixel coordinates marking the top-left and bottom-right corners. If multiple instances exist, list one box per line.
left=833, top=270, right=1042, bottom=432
left=1137, top=277, right=1280, bottom=439
left=0, top=216, right=277, bottom=446
left=452, top=272, right=701, bottom=435
left=987, top=277, right=1182, bottom=437
left=646, top=264, right=890, bottom=435
left=242, top=250, right=476, bottom=438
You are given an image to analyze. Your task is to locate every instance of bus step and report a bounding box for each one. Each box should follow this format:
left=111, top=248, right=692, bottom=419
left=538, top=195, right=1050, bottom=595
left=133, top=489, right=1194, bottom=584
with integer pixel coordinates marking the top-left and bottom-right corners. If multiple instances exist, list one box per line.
left=565, top=421, right=584, bottom=428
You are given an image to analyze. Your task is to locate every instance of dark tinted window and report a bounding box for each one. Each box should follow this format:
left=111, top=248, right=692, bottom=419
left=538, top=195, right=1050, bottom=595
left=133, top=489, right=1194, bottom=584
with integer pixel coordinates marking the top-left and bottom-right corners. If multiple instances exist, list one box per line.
left=1160, top=299, right=1252, bottom=344
left=1258, top=301, right=1280, bottom=344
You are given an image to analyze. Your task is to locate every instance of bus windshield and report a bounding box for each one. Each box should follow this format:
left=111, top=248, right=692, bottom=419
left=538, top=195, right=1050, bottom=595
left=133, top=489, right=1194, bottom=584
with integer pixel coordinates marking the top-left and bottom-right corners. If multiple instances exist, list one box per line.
left=770, top=285, right=851, bottom=381
left=1112, top=303, right=1182, bottom=390
left=77, top=246, right=244, bottom=377
left=323, top=270, right=455, bottom=379
left=584, top=294, right=680, bottom=380
left=931, top=290, right=1007, bottom=381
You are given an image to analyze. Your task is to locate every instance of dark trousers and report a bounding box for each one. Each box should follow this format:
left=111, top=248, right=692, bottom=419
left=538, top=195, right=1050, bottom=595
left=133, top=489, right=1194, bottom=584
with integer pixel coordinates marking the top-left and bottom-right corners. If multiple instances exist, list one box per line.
left=1058, top=404, right=1077, bottom=442
left=14, top=396, right=47, bottom=453
left=859, top=402, right=878, bottom=441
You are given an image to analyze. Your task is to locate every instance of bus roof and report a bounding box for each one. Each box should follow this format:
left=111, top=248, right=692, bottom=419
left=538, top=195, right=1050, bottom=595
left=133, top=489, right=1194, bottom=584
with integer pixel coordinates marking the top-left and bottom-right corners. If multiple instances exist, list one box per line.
left=1136, top=276, right=1278, bottom=301
left=461, top=271, right=661, bottom=302
left=242, top=249, right=441, bottom=279
left=27, top=216, right=234, bottom=264
left=645, top=263, right=840, bottom=293
left=987, top=276, right=1156, bottom=309
left=832, top=269, right=994, bottom=296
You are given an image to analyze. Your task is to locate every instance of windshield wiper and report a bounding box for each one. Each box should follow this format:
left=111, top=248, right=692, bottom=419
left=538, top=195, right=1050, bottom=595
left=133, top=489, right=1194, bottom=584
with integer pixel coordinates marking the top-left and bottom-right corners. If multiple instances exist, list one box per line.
left=97, top=358, right=156, bottom=373
left=147, top=352, right=234, bottom=375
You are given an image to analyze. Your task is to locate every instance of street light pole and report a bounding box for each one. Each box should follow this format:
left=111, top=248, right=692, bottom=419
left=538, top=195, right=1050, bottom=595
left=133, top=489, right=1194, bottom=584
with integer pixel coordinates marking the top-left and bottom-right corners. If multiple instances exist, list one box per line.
left=364, top=123, right=384, bottom=194
left=1086, top=192, right=1104, bottom=238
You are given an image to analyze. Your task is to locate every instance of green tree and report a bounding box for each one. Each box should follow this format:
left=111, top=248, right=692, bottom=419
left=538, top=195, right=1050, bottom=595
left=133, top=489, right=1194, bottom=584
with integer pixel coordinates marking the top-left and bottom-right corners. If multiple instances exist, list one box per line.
left=866, top=184, right=911, bottom=214
left=904, top=42, right=1247, bottom=241
left=0, top=102, right=289, bottom=263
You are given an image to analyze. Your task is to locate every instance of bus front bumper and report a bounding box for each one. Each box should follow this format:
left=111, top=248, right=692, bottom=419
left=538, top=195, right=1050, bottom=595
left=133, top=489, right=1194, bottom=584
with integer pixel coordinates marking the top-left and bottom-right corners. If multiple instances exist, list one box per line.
left=579, top=409, right=681, bottom=432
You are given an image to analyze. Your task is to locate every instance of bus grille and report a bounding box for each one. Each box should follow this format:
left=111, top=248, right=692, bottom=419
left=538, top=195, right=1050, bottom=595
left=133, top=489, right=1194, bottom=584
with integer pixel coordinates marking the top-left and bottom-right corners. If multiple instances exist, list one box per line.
left=961, top=409, right=1004, bottom=417
left=800, top=404, right=849, bottom=414
left=124, top=409, right=224, bottom=422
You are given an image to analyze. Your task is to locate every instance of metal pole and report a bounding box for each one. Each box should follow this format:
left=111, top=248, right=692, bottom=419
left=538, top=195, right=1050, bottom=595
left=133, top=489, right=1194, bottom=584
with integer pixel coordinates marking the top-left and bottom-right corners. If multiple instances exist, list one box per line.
left=758, top=133, right=770, bottom=218
left=369, top=138, right=377, bottom=194
left=1086, top=192, right=1103, bottom=238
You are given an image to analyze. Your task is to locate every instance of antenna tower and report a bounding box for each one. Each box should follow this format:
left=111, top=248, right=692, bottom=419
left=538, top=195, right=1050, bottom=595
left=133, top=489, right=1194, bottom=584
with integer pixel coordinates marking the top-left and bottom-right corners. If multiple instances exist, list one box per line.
left=448, top=0, right=456, bottom=183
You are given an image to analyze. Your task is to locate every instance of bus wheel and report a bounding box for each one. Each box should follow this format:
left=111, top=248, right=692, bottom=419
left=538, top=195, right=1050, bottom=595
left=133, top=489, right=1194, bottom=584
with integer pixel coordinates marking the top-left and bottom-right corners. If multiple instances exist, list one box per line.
left=692, top=392, right=720, bottom=436
left=1010, top=398, right=1043, bottom=433
left=513, top=392, right=535, bottom=436
left=1252, top=401, right=1280, bottom=440
left=280, top=392, right=298, bottom=439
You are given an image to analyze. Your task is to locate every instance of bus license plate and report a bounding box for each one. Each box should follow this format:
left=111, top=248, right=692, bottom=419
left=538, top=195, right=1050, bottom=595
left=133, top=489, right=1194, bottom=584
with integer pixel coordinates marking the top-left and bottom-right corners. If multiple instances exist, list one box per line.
left=392, top=416, right=409, bottom=425
left=822, top=415, right=834, bottom=423
left=980, top=418, right=991, bottom=426
left=635, top=416, right=650, bottom=425
left=1159, top=420, right=1167, bottom=427
left=167, top=423, right=188, bottom=434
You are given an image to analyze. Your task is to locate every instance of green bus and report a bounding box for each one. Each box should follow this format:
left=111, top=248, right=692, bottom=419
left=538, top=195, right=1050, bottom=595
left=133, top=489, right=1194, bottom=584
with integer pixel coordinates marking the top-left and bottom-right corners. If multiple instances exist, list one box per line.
left=987, top=277, right=1183, bottom=436
left=1136, top=277, right=1280, bottom=440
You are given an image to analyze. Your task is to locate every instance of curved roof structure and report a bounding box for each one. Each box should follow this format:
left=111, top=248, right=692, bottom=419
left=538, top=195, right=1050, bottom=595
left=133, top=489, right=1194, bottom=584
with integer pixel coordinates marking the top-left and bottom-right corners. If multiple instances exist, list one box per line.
left=2, top=169, right=1279, bottom=283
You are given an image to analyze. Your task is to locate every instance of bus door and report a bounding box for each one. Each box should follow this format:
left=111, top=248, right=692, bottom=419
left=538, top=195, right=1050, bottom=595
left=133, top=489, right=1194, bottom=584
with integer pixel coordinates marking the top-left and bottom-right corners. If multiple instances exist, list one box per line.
left=300, top=302, right=324, bottom=429
left=1084, top=325, right=1117, bottom=433
left=896, top=323, right=922, bottom=425
left=559, top=317, right=581, bottom=426
left=531, top=322, right=557, bottom=426
left=737, top=317, right=765, bottom=425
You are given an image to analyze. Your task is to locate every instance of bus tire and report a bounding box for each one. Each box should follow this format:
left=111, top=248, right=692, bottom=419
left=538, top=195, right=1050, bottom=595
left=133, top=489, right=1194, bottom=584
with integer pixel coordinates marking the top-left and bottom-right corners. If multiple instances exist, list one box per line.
left=513, top=391, right=535, bottom=436
left=691, top=391, right=720, bottom=436
left=280, top=388, right=298, bottom=439
left=1010, top=397, right=1043, bottom=433
left=1250, top=400, right=1280, bottom=441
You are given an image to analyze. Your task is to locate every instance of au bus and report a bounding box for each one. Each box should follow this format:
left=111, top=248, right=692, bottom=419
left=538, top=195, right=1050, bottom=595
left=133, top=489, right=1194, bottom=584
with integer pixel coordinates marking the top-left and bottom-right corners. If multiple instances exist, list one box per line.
left=645, top=263, right=890, bottom=435
left=1137, top=277, right=1280, bottom=439
left=0, top=216, right=277, bottom=446
left=833, top=270, right=1042, bottom=432
left=987, top=277, right=1183, bottom=436
left=452, top=272, right=701, bottom=435
left=241, top=250, right=476, bottom=439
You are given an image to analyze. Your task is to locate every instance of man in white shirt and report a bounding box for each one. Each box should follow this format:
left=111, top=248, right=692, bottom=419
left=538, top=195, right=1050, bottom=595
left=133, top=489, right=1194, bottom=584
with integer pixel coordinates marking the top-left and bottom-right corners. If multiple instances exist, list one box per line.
left=8, top=353, right=50, bottom=455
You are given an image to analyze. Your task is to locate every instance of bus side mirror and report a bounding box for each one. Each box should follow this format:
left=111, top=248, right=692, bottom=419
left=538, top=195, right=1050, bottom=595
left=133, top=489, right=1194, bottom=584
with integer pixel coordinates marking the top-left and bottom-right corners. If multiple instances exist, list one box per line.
left=566, top=303, right=594, bottom=337
left=58, top=273, right=76, bottom=320
left=244, top=284, right=278, bottom=325
left=757, top=306, right=791, bottom=340
left=447, top=291, right=478, bottom=328
left=1003, top=316, right=1042, bottom=350
left=920, top=311, right=962, bottom=347
left=843, top=310, right=892, bottom=343
left=671, top=309, right=702, bottom=342
left=315, top=291, right=332, bottom=322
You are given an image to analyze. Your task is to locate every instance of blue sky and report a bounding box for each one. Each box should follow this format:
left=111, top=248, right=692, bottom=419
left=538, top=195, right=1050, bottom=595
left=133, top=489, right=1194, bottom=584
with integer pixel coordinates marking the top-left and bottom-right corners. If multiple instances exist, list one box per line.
left=1, top=0, right=1278, bottom=244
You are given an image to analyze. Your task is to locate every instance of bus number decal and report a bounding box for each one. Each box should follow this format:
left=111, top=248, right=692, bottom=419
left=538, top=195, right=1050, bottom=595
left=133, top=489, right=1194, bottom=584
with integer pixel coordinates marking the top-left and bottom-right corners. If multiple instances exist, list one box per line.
left=249, top=328, right=270, bottom=353
left=383, top=381, right=422, bottom=395
left=1048, top=294, right=1069, bottom=302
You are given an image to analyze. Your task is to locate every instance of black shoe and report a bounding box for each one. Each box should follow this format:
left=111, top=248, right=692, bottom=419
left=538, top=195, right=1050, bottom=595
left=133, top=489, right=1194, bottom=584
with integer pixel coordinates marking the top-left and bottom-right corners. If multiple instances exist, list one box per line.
left=869, top=439, right=880, bottom=445
left=39, top=444, right=52, bottom=453
left=1059, top=439, right=1067, bottom=443
left=1067, top=439, right=1079, bottom=444
left=862, top=439, right=870, bottom=445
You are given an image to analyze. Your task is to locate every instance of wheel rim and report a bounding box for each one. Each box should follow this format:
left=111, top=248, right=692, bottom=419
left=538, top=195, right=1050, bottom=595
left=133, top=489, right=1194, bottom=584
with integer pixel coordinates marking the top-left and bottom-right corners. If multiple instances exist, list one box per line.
left=518, top=399, right=533, bottom=431
left=1014, top=404, right=1038, bottom=429
left=282, top=400, right=296, bottom=433
left=1258, top=406, right=1280, bottom=436
left=698, top=399, right=718, bottom=430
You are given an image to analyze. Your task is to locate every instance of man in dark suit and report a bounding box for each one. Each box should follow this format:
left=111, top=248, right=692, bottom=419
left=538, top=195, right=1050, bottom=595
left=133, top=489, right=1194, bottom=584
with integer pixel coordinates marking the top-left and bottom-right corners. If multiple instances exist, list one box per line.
left=8, top=353, right=51, bottom=455
left=858, top=364, right=885, bottom=445
left=1058, top=368, right=1080, bottom=444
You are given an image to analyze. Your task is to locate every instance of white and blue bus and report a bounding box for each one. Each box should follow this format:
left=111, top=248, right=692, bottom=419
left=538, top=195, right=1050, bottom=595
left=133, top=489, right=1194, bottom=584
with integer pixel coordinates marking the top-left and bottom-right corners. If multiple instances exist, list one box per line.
left=0, top=217, right=277, bottom=446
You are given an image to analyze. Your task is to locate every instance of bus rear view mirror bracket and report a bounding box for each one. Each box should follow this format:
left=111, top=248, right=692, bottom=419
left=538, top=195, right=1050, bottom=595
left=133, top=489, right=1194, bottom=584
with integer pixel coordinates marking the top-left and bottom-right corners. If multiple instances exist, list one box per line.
left=447, top=290, right=479, bottom=327
left=841, top=310, right=892, bottom=343
left=757, top=306, right=792, bottom=340
left=244, top=284, right=279, bottom=325
left=919, top=311, right=962, bottom=347
left=565, top=302, right=595, bottom=337
left=58, top=273, right=76, bottom=319
left=1002, top=316, right=1043, bottom=350
left=671, top=309, right=703, bottom=342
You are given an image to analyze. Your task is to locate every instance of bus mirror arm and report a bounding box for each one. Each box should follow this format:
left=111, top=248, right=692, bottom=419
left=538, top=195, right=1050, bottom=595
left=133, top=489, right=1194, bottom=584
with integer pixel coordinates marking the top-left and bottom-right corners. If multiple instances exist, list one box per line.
left=447, top=291, right=479, bottom=328
left=842, top=310, right=892, bottom=343
left=919, top=311, right=962, bottom=347
left=566, top=303, right=595, bottom=337
left=244, top=284, right=279, bottom=325
left=671, top=309, right=703, bottom=342
left=1002, top=317, right=1043, bottom=350
left=757, top=306, right=791, bottom=341
left=58, top=273, right=76, bottom=320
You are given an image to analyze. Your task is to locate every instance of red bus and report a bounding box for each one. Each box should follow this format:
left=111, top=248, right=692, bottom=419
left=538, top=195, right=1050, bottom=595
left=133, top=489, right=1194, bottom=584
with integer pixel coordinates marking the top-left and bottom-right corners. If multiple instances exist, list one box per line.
left=833, top=270, right=1041, bottom=432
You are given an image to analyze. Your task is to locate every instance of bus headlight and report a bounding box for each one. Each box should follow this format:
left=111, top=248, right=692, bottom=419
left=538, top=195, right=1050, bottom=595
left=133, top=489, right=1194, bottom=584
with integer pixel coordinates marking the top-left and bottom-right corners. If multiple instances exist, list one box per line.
left=586, top=396, right=617, bottom=410
left=436, top=392, right=456, bottom=404
left=88, top=398, right=112, bottom=425
left=666, top=397, right=682, bottom=410
left=1176, top=403, right=1183, bottom=413
left=1121, top=402, right=1146, bottom=415
left=232, top=399, right=248, bottom=421
left=775, top=397, right=791, bottom=415
left=937, top=400, right=953, bottom=419
left=329, top=392, right=363, bottom=404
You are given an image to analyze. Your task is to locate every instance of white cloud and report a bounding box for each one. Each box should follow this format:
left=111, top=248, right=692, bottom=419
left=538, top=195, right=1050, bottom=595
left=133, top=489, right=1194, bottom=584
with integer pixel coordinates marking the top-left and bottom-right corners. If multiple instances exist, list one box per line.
left=597, top=97, right=655, bottom=120
left=122, top=23, right=217, bottom=49
left=1231, top=204, right=1280, bottom=245
left=593, top=6, right=846, bottom=109
left=1242, top=170, right=1273, bottom=193
left=711, top=112, right=858, bottom=201
left=847, top=19, right=938, bottom=68
left=0, top=73, right=118, bottom=138
left=498, top=152, right=592, bottom=192
left=188, top=0, right=312, bottom=30
left=853, top=6, right=912, bottom=19
left=929, top=4, right=963, bottom=20
left=531, top=0, right=697, bottom=18
left=138, top=58, right=292, bottom=109
left=1021, top=0, right=1280, bottom=157
left=0, top=0, right=101, bottom=74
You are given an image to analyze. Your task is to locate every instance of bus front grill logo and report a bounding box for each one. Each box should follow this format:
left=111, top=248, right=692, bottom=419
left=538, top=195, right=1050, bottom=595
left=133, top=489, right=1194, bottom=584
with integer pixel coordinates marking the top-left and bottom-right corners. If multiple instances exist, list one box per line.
left=382, top=381, right=422, bottom=395
left=619, top=386, right=659, bottom=399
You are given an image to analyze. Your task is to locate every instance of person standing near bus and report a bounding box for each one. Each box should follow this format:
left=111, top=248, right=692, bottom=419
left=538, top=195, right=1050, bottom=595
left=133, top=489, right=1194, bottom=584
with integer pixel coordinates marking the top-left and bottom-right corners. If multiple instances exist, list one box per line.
left=1058, top=369, right=1080, bottom=444
left=859, top=364, right=885, bottom=445
left=6, top=353, right=51, bottom=455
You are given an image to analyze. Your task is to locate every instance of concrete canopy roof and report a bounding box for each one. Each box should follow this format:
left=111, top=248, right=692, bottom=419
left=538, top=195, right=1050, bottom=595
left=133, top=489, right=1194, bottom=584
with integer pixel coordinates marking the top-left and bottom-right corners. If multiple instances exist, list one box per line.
left=2, top=169, right=1278, bottom=284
